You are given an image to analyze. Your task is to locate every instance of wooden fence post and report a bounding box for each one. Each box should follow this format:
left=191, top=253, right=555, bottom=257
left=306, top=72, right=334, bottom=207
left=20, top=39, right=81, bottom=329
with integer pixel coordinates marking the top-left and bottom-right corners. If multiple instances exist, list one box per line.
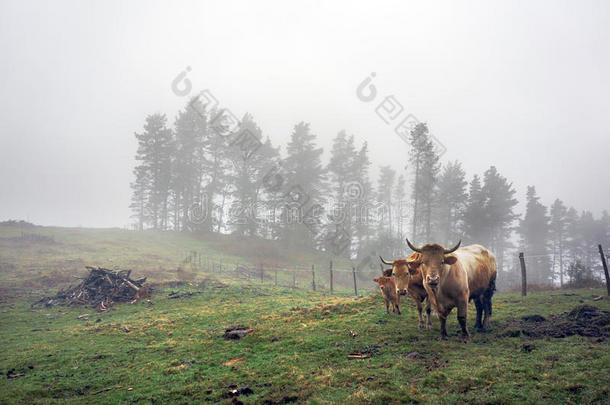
left=352, top=266, right=358, bottom=296
left=329, top=261, right=333, bottom=294
left=599, top=244, right=610, bottom=296
left=519, top=252, right=527, bottom=297
left=293, top=270, right=296, bottom=288
left=274, top=268, right=278, bottom=286
left=261, top=264, right=264, bottom=283
left=311, top=265, right=316, bottom=291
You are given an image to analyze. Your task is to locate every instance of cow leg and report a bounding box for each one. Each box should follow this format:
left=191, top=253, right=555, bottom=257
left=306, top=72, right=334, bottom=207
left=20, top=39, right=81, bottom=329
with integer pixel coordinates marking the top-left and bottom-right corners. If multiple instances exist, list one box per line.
left=395, top=301, right=401, bottom=315
left=474, top=297, right=484, bottom=330
left=483, top=281, right=495, bottom=329
left=416, top=300, right=424, bottom=329
left=439, top=311, right=449, bottom=340
left=482, top=295, right=492, bottom=329
left=385, top=299, right=390, bottom=314
left=457, top=300, right=471, bottom=344
left=425, top=298, right=432, bottom=329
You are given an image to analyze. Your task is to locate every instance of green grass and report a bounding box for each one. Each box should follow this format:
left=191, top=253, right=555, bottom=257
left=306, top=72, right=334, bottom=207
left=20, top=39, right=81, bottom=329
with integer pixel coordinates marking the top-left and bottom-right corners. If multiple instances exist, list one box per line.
left=1, top=284, right=608, bottom=404
left=1, top=224, right=609, bottom=403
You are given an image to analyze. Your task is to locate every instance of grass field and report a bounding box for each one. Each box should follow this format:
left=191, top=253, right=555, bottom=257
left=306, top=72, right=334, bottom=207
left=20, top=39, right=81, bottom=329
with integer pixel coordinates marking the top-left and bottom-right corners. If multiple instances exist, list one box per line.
left=1, top=224, right=609, bottom=404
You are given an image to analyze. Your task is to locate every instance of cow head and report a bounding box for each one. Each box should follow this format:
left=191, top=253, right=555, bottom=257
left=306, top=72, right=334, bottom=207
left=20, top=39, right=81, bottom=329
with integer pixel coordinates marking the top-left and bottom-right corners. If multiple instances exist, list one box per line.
left=379, top=253, right=422, bottom=296
left=405, top=239, right=461, bottom=289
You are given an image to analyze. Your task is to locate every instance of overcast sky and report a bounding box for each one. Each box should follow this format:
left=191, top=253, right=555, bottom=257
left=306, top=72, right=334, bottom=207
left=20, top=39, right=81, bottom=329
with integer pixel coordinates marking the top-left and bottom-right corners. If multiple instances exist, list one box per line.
left=0, top=0, right=608, bottom=228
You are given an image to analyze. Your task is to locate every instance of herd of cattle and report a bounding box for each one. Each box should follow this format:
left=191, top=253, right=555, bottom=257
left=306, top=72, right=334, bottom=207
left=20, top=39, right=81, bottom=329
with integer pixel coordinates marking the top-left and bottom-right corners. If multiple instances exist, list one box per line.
left=373, top=239, right=497, bottom=343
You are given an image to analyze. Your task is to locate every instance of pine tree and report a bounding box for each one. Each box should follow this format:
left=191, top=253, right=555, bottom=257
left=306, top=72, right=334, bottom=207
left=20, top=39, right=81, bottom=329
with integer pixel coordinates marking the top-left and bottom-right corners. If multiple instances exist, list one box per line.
left=463, top=175, right=487, bottom=244
left=130, top=113, right=173, bottom=229
left=409, top=123, right=440, bottom=242
left=564, top=207, right=581, bottom=276
left=130, top=165, right=149, bottom=230
left=394, top=174, right=407, bottom=243
left=172, top=98, right=209, bottom=230
left=549, top=199, right=568, bottom=286
left=280, top=122, right=325, bottom=247
left=433, top=161, right=467, bottom=246
left=326, top=131, right=357, bottom=255
left=352, top=142, right=375, bottom=257
left=377, top=166, right=396, bottom=236
left=519, top=186, right=551, bottom=284
left=481, top=166, right=518, bottom=270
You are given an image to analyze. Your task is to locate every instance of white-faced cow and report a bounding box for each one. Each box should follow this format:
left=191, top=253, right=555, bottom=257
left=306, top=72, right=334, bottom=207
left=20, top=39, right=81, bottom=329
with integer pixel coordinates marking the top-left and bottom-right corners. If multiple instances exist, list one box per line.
left=380, top=252, right=432, bottom=329
left=405, top=239, right=497, bottom=343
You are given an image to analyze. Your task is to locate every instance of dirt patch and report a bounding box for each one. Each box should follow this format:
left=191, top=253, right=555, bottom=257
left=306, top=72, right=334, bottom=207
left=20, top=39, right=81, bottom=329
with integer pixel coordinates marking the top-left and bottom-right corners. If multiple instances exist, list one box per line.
left=502, top=305, right=610, bottom=339
left=223, top=326, right=254, bottom=340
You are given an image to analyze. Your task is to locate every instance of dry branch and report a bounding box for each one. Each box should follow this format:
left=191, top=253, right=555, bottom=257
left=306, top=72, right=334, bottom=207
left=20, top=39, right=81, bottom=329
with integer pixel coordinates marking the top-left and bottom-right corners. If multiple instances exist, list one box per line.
left=33, top=266, right=149, bottom=311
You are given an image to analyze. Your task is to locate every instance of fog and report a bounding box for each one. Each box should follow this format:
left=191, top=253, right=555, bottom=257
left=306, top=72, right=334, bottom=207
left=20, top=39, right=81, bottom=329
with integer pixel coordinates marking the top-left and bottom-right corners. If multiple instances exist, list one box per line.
left=1, top=0, right=608, bottom=228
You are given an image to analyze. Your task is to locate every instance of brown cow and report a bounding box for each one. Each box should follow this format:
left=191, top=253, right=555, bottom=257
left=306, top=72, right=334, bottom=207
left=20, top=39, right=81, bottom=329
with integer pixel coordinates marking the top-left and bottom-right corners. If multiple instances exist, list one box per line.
left=380, top=253, right=432, bottom=329
left=405, top=239, right=497, bottom=343
left=372, top=276, right=401, bottom=315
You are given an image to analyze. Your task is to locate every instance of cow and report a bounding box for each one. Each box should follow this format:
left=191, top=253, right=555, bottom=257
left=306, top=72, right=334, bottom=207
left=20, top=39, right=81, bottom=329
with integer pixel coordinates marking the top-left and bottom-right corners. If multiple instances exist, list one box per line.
left=372, top=276, right=401, bottom=315
left=405, top=239, right=497, bottom=343
left=380, top=253, right=432, bottom=329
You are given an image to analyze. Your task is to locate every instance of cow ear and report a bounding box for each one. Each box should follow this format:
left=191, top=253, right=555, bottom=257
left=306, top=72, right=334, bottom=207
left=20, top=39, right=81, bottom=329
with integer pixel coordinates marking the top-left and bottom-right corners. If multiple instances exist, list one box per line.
left=444, top=255, right=458, bottom=265
left=407, top=261, right=421, bottom=275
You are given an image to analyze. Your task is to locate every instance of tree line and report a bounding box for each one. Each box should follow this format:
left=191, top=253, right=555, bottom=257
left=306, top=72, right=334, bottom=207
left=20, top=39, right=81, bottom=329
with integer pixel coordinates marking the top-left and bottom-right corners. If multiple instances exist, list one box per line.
left=130, top=98, right=609, bottom=287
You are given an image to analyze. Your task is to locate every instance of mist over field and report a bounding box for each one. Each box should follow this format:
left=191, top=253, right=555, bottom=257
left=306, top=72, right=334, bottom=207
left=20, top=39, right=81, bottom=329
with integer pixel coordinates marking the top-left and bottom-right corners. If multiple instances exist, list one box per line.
left=1, top=0, right=609, bottom=228
left=1, top=1, right=609, bottom=404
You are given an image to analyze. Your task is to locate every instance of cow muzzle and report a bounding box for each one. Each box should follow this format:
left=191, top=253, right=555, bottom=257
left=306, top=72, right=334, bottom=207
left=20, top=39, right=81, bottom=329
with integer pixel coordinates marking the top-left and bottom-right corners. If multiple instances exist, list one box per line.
left=426, top=275, right=439, bottom=287
left=397, top=289, right=408, bottom=296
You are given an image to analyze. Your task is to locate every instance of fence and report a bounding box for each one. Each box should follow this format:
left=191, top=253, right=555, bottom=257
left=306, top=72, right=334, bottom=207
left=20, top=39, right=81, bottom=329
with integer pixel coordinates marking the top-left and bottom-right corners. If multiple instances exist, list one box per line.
left=175, top=250, right=383, bottom=296
left=518, top=244, right=610, bottom=296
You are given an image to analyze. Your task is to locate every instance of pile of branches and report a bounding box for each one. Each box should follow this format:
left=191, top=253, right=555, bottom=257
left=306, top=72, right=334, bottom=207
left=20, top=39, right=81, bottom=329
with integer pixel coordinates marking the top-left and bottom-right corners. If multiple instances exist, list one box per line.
left=34, top=266, right=149, bottom=312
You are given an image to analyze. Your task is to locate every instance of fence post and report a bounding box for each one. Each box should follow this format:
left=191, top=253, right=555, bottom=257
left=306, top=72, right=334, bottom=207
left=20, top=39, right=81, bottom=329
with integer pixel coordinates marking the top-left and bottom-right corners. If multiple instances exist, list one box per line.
left=274, top=268, right=278, bottom=286
left=519, top=252, right=527, bottom=297
left=352, top=266, right=358, bottom=296
left=311, top=265, right=316, bottom=291
left=329, top=261, right=333, bottom=294
left=261, top=264, right=264, bottom=283
left=598, top=244, right=610, bottom=296
left=293, top=270, right=296, bottom=288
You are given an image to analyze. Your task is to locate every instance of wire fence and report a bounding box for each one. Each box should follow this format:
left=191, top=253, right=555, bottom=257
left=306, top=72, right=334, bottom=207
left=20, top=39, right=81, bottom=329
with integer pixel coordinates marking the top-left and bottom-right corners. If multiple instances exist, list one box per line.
left=175, top=250, right=385, bottom=296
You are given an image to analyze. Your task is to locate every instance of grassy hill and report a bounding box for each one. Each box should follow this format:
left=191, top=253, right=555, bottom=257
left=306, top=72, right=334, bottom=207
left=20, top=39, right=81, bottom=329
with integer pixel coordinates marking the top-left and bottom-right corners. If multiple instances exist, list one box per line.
left=0, top=224, right=356, bottom=299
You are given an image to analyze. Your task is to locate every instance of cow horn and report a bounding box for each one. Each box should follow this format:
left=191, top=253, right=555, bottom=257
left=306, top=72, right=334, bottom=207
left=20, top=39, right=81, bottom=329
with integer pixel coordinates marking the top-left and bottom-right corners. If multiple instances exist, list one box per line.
left=379, top=256, right=393, bottom=265
left=405, top=238, right=422, bottom=253
left=444, top=240, right=461, bottom=254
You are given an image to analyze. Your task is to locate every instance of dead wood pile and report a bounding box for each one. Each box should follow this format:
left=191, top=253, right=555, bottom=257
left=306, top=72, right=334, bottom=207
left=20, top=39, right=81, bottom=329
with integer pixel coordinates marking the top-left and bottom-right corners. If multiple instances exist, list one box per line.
left=34, top=266, right=149, bottom=312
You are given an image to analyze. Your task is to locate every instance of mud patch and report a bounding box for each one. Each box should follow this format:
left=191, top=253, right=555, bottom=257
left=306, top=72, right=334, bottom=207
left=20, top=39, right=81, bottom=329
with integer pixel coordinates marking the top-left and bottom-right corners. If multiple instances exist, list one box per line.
left=502, top=305, right=610, bottom=338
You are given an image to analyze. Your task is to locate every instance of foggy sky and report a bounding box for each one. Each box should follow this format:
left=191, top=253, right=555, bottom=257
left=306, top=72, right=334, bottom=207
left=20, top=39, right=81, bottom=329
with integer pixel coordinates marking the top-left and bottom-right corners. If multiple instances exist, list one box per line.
left=1, top=0, right=609, bottom=228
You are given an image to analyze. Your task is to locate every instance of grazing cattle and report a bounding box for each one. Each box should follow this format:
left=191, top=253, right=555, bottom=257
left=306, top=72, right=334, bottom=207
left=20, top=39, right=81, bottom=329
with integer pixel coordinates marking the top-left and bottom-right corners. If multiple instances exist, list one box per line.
left=372, top=276, right=401, bottom=315
left=380, top=253, right=432, bottom=329
left=405, top=239, right=497, bottom=343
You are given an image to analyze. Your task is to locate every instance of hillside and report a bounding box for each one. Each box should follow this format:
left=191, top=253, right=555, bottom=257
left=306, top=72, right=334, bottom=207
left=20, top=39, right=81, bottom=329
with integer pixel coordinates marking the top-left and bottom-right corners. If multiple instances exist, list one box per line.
left=0, top=224, right=356, bottom=300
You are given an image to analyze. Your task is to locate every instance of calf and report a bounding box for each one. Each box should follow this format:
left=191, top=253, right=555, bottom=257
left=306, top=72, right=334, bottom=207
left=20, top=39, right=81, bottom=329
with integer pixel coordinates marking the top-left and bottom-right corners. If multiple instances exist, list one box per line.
left=380, top=253, right=432, bottom=329
left=372, top=276, right=401, bottom=315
